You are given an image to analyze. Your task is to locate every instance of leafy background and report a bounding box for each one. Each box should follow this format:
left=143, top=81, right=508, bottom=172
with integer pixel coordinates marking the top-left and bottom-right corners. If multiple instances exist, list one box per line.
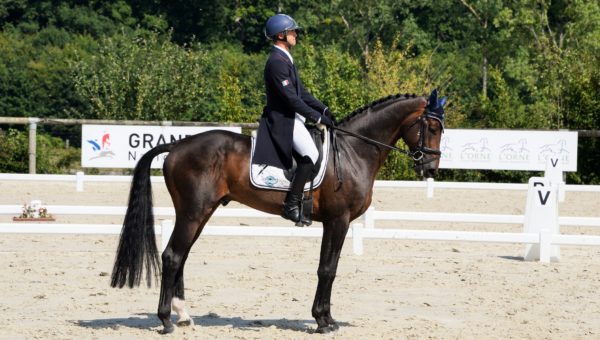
left=0, top=0, right=598, bottom=182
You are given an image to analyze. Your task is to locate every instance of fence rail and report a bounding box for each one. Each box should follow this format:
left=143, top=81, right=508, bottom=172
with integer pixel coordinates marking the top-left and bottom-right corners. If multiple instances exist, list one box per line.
left=1, top=173, right=600, bottom=195
left=2, top=204, right=600, bottom=228
left=2, top=172, right=600, bottom=262
left=2, top=200, right=600, bottom=262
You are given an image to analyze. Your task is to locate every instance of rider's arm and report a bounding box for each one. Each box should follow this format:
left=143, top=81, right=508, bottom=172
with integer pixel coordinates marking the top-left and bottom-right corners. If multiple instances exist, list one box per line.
left=266, top=59, right=322, bottom=122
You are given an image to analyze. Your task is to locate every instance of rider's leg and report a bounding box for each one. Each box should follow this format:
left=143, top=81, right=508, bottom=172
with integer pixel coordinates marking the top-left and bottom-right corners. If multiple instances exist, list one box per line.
left=282, top=117, right=318, bottom=223
left=290, top=116, right=319, bottom=166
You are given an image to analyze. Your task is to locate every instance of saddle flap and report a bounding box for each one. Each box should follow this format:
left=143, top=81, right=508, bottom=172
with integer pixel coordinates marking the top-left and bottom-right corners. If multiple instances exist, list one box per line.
left=250, top=127, right=330, bottom=191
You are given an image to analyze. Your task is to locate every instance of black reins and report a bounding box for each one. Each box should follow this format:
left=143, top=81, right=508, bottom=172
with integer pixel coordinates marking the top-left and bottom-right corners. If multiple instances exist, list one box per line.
left=329, top=110, right=443, bottom=162
left=327, top=109, right=443, bottom=191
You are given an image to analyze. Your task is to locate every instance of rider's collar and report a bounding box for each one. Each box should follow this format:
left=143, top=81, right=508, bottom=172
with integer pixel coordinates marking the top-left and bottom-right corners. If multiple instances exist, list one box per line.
left=274, top=45, right=294, bottom=64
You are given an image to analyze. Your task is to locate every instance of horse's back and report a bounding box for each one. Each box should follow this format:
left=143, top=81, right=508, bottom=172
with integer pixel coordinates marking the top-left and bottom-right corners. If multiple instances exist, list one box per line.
left=162, top=130, right=251, bottom=197
left=165, top=129, right=249, bottom=164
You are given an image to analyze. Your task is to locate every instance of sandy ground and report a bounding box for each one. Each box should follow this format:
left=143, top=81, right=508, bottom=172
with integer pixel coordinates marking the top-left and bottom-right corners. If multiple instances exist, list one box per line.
left=1, top=180, right=600, bottom=339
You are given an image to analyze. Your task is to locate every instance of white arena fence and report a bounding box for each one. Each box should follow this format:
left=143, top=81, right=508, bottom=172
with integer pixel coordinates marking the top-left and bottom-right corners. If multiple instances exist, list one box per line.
left=1, top=174, right=600, bottom=262
left=1, top=171, right=600, bottom=194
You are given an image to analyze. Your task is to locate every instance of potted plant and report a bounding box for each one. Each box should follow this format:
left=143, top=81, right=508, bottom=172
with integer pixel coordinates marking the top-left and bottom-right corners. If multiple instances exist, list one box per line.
left=13, top=200, right=55, bottom=222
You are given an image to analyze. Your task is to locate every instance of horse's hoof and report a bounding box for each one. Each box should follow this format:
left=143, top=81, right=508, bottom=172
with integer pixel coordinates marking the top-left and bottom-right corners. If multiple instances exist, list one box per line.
left=177, top=319, right=194, bottom=327
left=315, top=324, right=339, bottom=334
left=159, top=325, right=175, bottom=334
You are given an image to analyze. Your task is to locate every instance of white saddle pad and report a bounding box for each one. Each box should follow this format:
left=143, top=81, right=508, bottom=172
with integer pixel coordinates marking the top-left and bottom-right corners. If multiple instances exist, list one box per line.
left=250, top=129, right=329, bottom=191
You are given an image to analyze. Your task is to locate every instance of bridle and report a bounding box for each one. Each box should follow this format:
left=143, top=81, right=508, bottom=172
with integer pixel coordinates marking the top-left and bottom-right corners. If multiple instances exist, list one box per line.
left=329, top=108, right=444, bottom=162
left=407, top=109, right=444, bottom=165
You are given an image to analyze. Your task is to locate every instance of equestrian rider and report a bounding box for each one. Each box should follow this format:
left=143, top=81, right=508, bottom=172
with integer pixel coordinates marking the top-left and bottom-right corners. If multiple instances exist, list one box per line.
left=252, top=13, right=335, bottom=224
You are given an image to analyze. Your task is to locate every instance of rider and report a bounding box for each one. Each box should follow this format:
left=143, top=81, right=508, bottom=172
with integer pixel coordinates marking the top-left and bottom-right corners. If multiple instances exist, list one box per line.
left=252, top=13, right=335, bottom=224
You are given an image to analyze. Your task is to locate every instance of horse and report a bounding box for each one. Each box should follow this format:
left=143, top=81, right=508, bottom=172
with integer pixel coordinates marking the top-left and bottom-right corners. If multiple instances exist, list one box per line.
left=110, top=90, right=446, bottom=334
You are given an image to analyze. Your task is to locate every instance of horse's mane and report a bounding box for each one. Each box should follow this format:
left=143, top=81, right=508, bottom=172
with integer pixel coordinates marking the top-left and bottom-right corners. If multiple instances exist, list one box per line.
left=338, top=93, right=418, bottom=124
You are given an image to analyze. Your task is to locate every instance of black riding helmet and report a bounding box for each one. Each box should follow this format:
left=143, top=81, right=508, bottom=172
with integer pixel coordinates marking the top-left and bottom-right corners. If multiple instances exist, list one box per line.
left=264, top=14, right=301, bottom=40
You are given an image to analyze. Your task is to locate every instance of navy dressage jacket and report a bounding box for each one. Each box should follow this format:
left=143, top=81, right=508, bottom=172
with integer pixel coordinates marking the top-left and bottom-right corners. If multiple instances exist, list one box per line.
left=252, top=47, right=327, bottom=170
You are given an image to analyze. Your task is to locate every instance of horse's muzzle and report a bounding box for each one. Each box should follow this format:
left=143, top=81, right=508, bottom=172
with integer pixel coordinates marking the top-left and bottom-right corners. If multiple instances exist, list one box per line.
left=423, top=167, right=438, bottom=178
left=415, top=156, right=439, bottom=178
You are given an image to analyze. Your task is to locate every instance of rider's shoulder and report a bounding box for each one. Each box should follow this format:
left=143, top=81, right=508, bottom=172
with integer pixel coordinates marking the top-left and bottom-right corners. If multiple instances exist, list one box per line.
left=266, top=56, right=291, bottom=74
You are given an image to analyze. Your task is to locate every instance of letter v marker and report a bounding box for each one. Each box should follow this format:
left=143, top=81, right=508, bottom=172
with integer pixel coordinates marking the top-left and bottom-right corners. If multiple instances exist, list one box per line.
left=537, top=190, right=551, bottom=205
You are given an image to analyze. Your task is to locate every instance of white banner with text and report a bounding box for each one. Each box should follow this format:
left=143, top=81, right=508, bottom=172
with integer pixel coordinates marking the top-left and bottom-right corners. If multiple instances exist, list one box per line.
left=439, top=129, right=578, bottom=171
left=81, top=125, right=241, bottom=168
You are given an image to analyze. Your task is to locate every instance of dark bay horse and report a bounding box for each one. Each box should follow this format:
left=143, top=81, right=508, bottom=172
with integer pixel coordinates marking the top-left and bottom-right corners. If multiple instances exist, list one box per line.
left=111, top=91, right=446, bottom=334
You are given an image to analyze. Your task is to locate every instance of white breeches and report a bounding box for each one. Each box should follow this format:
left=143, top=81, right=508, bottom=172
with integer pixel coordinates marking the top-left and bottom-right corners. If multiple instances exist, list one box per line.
left=292, top=114, right=319, bottom=164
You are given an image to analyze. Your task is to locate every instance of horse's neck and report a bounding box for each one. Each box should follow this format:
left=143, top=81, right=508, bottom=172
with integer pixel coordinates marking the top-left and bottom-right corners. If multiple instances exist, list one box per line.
left=343, top=99, right=419, bottom=148
left=337, top=98, right=421, bottom=177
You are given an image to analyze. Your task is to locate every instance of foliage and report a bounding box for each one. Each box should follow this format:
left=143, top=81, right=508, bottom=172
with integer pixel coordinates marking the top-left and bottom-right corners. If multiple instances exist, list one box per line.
left=0, top=0, right=599, bottom=183
left=72, top=30, right=208, bottom=121
left=0, top=27, right=90, bottom=118
left=0, top=128, right=80, bottom=173
left=294, top=38, right=365, bottom=115
left=202, top=43, right=265, bottom=122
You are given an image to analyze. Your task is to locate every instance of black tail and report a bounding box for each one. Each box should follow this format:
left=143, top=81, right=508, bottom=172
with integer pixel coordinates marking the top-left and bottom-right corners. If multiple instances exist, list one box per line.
left=111, top=143, right=173, bottom=288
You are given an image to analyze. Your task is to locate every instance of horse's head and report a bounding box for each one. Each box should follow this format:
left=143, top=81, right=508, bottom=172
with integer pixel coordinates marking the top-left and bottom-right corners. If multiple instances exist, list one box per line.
left=402, top=89, right=446, bottom=178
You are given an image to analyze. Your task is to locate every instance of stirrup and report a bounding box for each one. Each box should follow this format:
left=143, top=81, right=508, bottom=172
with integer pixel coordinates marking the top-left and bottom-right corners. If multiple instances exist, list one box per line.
left=296, top=218, right=312, bottom=227
left=295, top=214, right=312, bottom=227
left=295, top=197, right=312, bottom=227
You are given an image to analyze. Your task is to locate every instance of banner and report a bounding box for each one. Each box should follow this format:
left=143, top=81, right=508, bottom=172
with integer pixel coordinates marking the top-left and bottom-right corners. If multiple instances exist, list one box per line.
left=439, top=129, right=577, bottom=171
left=81, top=125, right=241, bottom=168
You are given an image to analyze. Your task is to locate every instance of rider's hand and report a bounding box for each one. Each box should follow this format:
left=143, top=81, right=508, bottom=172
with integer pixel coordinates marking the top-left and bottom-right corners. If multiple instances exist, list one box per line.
left=324, top=108, right=338, bottom=124
left=319, top=114, right=335, bottom=127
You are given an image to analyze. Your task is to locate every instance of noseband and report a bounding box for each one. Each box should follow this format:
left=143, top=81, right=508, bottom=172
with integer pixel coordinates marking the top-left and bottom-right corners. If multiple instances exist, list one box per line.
left=408, top=110, right=443, bottom=164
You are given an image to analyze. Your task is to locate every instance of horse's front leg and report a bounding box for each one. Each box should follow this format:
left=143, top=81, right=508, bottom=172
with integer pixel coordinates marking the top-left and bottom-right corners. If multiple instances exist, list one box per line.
left=311, top=218, right=349, bottom=333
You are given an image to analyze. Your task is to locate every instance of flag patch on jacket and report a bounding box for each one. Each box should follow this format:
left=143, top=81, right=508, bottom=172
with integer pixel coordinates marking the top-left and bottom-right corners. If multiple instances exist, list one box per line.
left=281, top=79, right=290, bottom=86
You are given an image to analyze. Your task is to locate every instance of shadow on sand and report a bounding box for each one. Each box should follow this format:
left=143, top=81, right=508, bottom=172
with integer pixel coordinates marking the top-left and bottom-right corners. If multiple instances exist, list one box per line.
left=499, top=255, right=525, bottom=261
left=74, top=313, right=351, bottom=334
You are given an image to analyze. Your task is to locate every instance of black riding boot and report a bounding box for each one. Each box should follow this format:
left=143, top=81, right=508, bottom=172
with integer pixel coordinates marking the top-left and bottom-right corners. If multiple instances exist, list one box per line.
left=282, top=156, right=314, bottom=224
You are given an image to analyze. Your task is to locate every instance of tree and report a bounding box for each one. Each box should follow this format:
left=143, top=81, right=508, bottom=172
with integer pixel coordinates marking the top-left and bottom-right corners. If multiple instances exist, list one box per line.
left=72, top=30, right=209, bottom=121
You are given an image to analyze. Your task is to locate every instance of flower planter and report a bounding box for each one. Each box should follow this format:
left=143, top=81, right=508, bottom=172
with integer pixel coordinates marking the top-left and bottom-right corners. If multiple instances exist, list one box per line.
left=12, top=217, right=56, bottom=222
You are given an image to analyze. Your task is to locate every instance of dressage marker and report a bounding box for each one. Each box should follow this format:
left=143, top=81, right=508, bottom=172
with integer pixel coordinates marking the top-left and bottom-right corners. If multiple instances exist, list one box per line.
left=523, top=177, right=560, bottom=262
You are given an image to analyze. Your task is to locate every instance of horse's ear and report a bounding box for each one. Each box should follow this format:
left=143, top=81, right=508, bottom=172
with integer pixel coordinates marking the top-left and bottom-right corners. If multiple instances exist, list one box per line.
left=439, top=96, right=447, bottom=108
left=427, top=89, right=439, bottom=112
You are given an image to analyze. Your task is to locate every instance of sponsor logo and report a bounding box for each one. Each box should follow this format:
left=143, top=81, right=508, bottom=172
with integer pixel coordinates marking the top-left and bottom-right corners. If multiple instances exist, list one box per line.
left=499, top=138, right=530, bottom=162
left=86, top=132, right=116, bottom=160
left=460, top=138, right=491, bottom=162
left=440, top=136, right=453, bottom=161
left=264, top=176, right=278, bottom=187
left=538, top=139, right=569, bottom=164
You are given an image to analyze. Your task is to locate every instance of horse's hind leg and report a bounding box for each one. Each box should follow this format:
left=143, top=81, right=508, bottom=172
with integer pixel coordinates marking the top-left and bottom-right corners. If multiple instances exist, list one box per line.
left=157, top=209, right=215, bottom=334
left=172, top=275, right=193, bottom=327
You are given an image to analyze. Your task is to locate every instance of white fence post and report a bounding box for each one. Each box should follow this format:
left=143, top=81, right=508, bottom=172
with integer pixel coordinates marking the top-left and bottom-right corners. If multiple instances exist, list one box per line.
left=352, top=223, right=364, bottom=255
left=363, top=206, right=375, bottom=229
left=523, top=177, right=560, bottom=262
left=76, top=171, right=84, bottom=192
left=161, top=219, right=174, bottom=252
left=426, top=177, right=435, bottom=198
